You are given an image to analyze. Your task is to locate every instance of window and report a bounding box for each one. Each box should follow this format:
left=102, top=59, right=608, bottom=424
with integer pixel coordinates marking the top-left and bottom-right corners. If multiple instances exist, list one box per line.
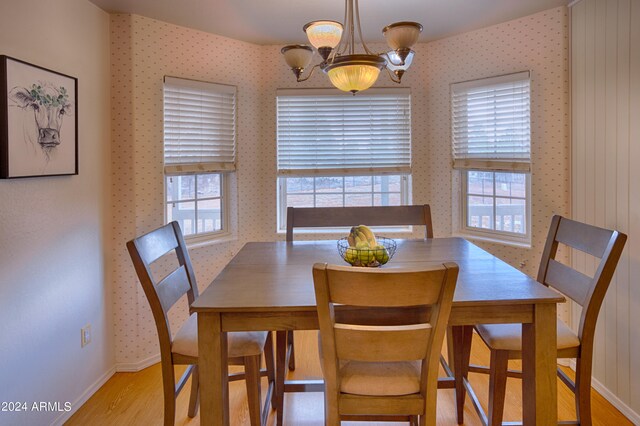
left=451, top=71, right=531, bottom=243
left=163, top=77, right=236, bottom=238
left=276, top=88, right=411, bottom=230
left=166, top=173, right=224, bottom=236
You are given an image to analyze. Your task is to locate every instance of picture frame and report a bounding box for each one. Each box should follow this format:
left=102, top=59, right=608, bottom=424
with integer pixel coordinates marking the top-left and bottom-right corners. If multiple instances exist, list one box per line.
left=0, top=55, right=78, bottom=178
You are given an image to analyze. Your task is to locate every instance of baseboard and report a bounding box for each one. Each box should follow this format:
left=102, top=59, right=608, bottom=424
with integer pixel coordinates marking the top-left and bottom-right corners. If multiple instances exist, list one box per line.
left=50, top=366, right=116, bottom=426
left=48, top=354, right=160, bottom=425
left=115, top=353, right=160, bottom=372
left=568, top=360, right=640, bottom=424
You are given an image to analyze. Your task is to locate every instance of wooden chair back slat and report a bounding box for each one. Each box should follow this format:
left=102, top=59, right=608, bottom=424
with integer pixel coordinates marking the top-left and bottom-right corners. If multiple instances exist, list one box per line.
left=544, top=259, right=591, bottom=306
left=133, top=223, right=180, bottom=265
left=326, top=266, right=446, bottom=307
left=156, top=265, right=192, bottom=313
left=286, top=205, right=434, bottom=241
left=536, top=215, right=627, bottom=344
left=554, top=217, right=614, bottom=258
left=126, top=222, right=199, bottom=346
left=334, top=324, right=431, bottom=362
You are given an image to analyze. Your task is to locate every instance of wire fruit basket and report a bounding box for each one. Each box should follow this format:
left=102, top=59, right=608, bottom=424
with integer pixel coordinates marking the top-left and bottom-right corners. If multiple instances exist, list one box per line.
left=337, top=236, right=397, bottom=267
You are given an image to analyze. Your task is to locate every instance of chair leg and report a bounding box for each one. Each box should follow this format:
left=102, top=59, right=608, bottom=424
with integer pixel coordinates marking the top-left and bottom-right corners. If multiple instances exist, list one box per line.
left=488, top=350, right=509, bottom=426
left=324, top=393, right=340, bottom=426
left=187, top=364, right=200, bottom=418
left=287, top=330, right=296, bottom=371
left=264, top=332, right=276, bottom=410
left=275, top=331, right=287, bottom=426
left=161, top=361, right=176, bottom=426
left=575, top=357, right=593, bottom=426
left=245, top=354, right=263, bottom=426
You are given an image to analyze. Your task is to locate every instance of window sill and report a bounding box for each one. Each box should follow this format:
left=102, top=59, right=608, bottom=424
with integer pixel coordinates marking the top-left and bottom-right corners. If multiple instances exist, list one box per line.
left=453, top=231, right=531, bottom=249
left=185, top=231, right=237, bottom=249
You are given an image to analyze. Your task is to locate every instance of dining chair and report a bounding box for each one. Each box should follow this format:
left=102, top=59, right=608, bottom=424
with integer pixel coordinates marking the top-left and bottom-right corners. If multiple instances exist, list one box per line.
left=283, top=204, right=435, bottom=371
left=459, top=215, right=627, bottom=426
left=286, top=204, right=434, bottom=242
left=126, top=221, right=275, bottom=426
left=313, top=262, right=458, bottom=426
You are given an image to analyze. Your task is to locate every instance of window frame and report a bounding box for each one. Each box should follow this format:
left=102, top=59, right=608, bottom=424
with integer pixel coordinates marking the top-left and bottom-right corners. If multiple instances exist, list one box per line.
left=164, top=172, right=230, bottom=242
left=458, top=170, right=531, bottom=245
left=451, top=71, right=532, bottom=246
left=276, top=174, right=411, bottom=232
left=162, top=76, right=237, bottom=242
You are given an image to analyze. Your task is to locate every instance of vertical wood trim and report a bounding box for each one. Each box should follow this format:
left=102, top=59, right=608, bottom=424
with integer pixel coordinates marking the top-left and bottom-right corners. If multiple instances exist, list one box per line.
left=627, top=0, right=640, bottom=410
left=571, top=0, right=587, bottom=336
left=615, top=0, right=632, bottom=404
left=571, top=0, right=639, bottom=416
left=603, top=0, right=619, bottom=393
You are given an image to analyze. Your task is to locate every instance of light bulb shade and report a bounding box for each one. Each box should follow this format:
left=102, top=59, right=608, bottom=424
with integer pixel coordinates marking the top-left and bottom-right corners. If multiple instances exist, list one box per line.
left=303, top=20, right=343, bottom=49
left=323, top=55, right=385, bottom=93
left=281, top=45, right=314, bottom=69
left=383, top=21, right=423, bottom=50
left=384, top=49, right=415, bottom=71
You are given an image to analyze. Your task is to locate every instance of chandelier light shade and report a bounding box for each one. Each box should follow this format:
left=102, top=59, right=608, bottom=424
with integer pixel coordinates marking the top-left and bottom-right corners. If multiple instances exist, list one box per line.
left=303, top=21, right=343, bottom=49
left=281, top=0, right=423, bottom=94
left=383, top=22, right=423, bottom=51
left=325, top=55, right=386, bottom=93
left=281, top=45, right=314, bottom=80
left=384, top=49, right=415, bottom=81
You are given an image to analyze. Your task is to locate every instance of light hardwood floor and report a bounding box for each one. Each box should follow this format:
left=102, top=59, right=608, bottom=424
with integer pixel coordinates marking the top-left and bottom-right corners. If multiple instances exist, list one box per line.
left=67, top=331, right=632, bottom=425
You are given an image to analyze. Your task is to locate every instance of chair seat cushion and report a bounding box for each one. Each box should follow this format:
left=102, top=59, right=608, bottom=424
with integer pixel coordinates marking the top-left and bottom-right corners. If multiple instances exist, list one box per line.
left=476, top=319, right=580, bottom=352
left=339, top=360, right=421, bottom=396
left=172, top=314, right=267, bottom=358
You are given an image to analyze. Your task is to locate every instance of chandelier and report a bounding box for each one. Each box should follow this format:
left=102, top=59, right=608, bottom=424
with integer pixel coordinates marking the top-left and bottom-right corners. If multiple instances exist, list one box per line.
left=281, top=0, right=422, bottom=94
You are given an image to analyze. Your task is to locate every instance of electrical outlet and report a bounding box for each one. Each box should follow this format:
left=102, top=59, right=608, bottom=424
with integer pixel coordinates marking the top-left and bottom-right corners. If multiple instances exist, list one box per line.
left=81, top=324, right=92, bottom=347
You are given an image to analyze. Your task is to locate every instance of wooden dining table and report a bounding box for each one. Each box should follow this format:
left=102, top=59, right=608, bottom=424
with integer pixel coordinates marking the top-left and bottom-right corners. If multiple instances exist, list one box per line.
left=191, top=238, right=565, bottom=425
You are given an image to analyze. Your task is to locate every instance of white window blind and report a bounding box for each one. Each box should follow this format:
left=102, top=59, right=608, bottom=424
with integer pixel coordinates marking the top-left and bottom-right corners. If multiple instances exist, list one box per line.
left=277, top=88, right=411, bottom=176
left=451, top=71, right=531, bottom=172
left=163, top=76, right=236, bottom=174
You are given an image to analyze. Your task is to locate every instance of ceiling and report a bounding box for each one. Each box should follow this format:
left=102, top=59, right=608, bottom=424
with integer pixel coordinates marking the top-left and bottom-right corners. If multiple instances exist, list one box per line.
left=88, top=0, right=569, bottom=45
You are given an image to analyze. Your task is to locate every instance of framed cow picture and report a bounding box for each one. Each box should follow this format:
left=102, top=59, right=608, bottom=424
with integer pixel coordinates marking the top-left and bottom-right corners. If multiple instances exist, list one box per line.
left=0, top=56, right=78, bottom=178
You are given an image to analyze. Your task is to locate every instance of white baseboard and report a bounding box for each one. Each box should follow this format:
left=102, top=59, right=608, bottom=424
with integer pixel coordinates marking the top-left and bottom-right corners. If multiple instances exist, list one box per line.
left=50, top=366, right=116, bottom=426
left=48, top=354, right=160, bottom=425
left=568, top=360, right=640, bottom=424
left=115, top=353, right=160, bottom=372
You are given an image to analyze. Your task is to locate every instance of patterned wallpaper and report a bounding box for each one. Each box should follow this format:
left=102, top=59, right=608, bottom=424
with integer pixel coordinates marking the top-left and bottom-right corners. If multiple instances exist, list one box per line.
left=110, top=14, right=265, bottom=365
left=110, top=7, right=569, bottom=365
left=421, top=7, right=570, bottom=275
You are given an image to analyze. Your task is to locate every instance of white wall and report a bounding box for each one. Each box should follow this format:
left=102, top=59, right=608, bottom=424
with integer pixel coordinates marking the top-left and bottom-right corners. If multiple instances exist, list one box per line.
left=0, top=1, right=112, bottom=425
left=570, top=0, right=640, bottom=422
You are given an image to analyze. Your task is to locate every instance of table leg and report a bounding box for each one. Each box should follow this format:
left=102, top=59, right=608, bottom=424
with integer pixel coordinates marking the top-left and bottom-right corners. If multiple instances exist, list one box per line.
left=198, top=312, right=229, bottom=426
left=522, top=303, right=557, bottom=426
left=275, top=331, right=287, bottom=426
left=452, top=325, right=473, bottom=424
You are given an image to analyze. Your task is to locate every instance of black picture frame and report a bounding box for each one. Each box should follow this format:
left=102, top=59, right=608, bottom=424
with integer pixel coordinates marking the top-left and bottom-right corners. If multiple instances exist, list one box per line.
left=0, top=55, right=78, bottom=178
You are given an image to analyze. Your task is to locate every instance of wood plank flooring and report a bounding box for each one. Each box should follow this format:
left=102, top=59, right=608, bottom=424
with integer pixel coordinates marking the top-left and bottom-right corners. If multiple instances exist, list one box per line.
left=66, top=331, right=632, bottom=425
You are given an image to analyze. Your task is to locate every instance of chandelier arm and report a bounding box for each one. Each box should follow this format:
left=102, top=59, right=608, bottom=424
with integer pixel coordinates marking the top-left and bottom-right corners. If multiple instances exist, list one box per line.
left=296, top=63, right=320, bottom=82
left=354, top=0, right=373, bottom=55
left=384, top=67, right=402, bottom=84
left=333, top=0, right=348, bottom=58
left=347, top=0, right=354, bottom=55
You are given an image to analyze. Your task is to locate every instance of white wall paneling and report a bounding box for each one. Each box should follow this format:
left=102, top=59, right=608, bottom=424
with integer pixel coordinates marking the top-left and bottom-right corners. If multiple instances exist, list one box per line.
left=570, top=0, right=640, bottom=421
